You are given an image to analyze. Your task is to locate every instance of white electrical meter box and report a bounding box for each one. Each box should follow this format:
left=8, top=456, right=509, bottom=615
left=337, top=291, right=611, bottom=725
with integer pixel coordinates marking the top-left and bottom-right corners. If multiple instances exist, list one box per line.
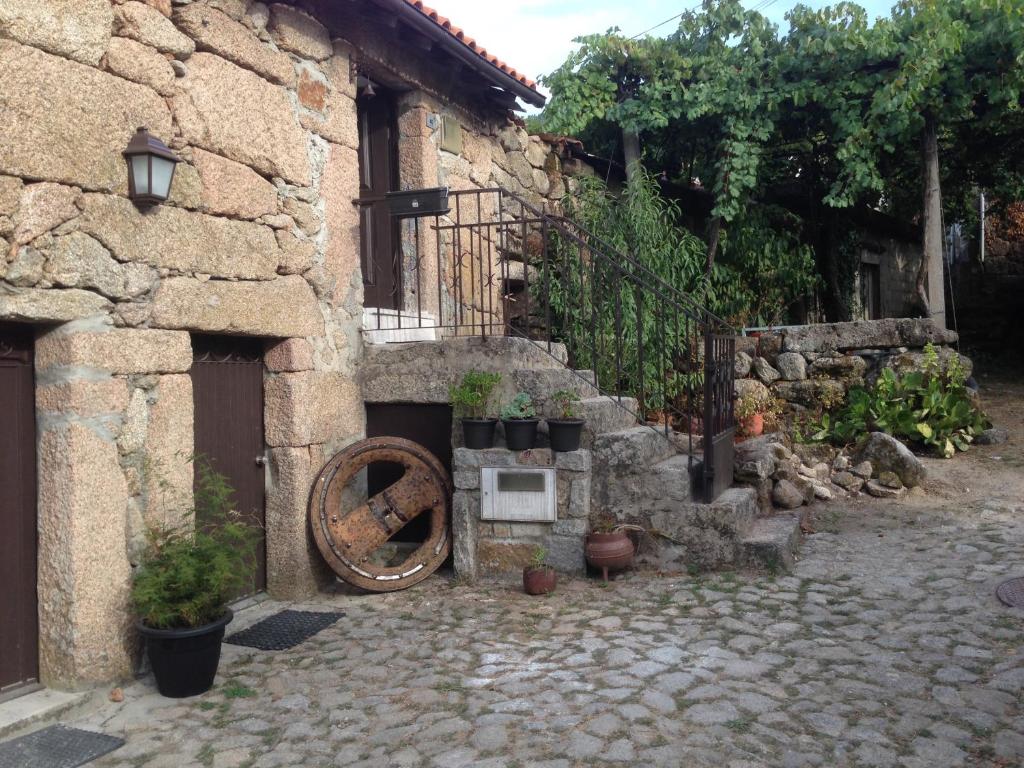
left=480, top=467, right=557, bottom=522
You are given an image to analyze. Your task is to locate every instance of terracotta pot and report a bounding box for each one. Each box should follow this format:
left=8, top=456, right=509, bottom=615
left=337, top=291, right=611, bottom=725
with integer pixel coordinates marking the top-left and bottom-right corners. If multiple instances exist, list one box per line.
left=740, top=412, right=764, bottom=438
left=585, top=531, right=635, bottom=581
left=523, top=566, right=557, bottom=595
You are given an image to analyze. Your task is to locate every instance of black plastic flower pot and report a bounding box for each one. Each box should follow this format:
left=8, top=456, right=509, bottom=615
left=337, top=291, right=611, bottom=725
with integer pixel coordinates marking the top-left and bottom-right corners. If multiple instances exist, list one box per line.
left=502, top=418, right=539, bottom=451
left=547, top=419, right=585, bottom=452
left=137, top=610, right=233, bottom=698
left=462, top=418, right=498, bottom=449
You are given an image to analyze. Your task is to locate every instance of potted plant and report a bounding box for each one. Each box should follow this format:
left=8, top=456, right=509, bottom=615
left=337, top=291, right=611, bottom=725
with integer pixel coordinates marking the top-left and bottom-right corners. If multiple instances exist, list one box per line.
left=584, top=518, right=635, bottom=582
left=736, top=389, right=778, bottom=439
left=450, top=371, right=502, bottom=449
left=501, top=392, right=539, bottom=451
left=133, top=461, right=259, bottom=698
left=523, top=546, right=557, bottom=595
left=547, top=389, right=585, bottom=452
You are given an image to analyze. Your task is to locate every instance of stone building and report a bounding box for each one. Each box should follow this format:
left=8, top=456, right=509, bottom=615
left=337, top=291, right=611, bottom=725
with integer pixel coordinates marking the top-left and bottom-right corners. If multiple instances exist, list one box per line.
left=0, top=0, right=583, bottom=694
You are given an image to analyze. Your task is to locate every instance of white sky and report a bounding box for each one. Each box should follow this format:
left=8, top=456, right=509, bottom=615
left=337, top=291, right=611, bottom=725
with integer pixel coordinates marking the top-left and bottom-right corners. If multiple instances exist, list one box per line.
left=425, top=0, right=896, bottom=105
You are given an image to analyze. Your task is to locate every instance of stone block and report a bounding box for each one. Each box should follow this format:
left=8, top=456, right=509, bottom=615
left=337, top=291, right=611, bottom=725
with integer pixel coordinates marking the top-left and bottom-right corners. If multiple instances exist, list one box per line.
left=0, top=0, right=113, bottom=65
left=546, top=534, right=585, bottom=575
left=753, top=356, right=781, bottom=385
left=772, top=379, right=846, bottom=409
left=264, top=371, right=363, bottom=447
left=453, top=447, right=514, bottom=468
left=104, top=37, right=176, bottom=96
left=173, top=53, right=311, bottom=186
left=37, top=423, right=133, bottom=686
left=297, top=68, right=327, bottom=111
left=266, top=446, right=333, bottom=599
left=192, top=149, right=279, bottom=221
left=775, top=352, right=807, bottom=381
left=12, top=182, right=81, bottom=246
left=0, top=287, right=112, bottom=323
left=0, top=42, right=172, bottom=192
left=36, top=327, right=192, bottom=374
left=115, top=1, right=195, bottom=56
left=144, top=374, right=194, bottom=525
left=884, top=347, right=973, bottom=380
left=265, top=337, right=314, bottom=372
left=36, top=377, right=130, bottom=418
left=320, top=143, right=361, bottom=304
left=554, top=449, right=591, bottom=472
left=782, top=318, right=957, bottom=353
left=516, top=447, right=553, bottom=466
left=810, top=354, right=868, bottom=381
left=453, top=469, right=479, bottom=490
left=757, top=333, right=783, bottom=365
left=552, top=518, right=587, bottom=536
left=275, top=230, right=317, bottom=275
left=734, top=350, right=752, bottom=377
left=854, top=432, right=926, bottom=488
left=772, top=479, right=805, bottom=510
left=40, top=233, right=127, bottom=299
left=151, top=275, right=323, bottom=337
left=567, top=477, right=591, bottom=519
left=268, top=4, right=332, bottom=60
left=734, top=377, right=770, bottom=403
left=451, top=491, right=479, bottom=581
left=78, top=193, right=282, bottom=279
left=174, top=4, right=294, bottom=86
left=5, top=246, right=44, bottom=287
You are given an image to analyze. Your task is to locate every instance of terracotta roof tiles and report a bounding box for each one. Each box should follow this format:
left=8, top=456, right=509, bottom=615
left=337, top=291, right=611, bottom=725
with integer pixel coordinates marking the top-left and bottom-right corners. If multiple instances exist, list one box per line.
left=402, top=0, right=540, bottom=92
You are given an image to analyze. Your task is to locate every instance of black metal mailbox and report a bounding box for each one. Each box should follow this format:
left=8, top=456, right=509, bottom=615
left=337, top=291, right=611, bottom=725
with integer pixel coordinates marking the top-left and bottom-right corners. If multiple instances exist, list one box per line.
left=386, top=187, right=450, bottom=218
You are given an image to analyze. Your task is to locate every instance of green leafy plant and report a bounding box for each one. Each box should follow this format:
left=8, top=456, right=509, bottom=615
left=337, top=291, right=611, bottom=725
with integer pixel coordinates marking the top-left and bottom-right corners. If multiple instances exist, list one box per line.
left=132, top=458, right=260, bottom=629
left=801, top=345, right=989, bottom=457
left=449, top=371, right=501, bottom=420
left=527, top=546, right=551, bottom=571
left=501, top=392, right=537, bottom=420
left=550, top=389, right=582, bottom=420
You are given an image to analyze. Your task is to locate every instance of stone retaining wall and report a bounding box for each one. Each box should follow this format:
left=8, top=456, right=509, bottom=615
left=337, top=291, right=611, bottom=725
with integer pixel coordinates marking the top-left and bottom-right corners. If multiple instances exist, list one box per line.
left=734, top=318, right=967, bottom=416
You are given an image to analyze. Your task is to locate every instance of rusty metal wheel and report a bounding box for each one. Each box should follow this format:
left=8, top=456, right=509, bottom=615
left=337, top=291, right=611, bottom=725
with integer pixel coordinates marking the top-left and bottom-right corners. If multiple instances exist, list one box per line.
left=309, top=437, right=452, bottom=592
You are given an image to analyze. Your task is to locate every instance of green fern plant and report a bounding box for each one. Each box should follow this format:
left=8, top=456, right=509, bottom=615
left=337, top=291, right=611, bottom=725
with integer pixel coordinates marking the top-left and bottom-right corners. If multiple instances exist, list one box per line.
left=132, top=457, right=260, bottom=629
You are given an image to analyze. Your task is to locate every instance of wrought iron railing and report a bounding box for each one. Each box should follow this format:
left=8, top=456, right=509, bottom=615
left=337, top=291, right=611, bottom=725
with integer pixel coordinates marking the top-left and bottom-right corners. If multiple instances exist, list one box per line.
left=363, top=187, right=736, bottom=502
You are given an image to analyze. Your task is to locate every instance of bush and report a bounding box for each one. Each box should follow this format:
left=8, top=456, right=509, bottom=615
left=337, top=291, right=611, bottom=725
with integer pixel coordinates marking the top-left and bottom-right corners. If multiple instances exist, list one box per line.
left=449, top=371, right=501, bottom=419
left=803, top=345, right=988, bottom=457
left=132, top=459, right=260, bottom=629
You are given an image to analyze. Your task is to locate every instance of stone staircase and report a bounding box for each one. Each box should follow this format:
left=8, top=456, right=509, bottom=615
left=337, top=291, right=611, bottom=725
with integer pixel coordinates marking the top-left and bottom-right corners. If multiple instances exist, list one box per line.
left=360, top=336, right=801, bottom=572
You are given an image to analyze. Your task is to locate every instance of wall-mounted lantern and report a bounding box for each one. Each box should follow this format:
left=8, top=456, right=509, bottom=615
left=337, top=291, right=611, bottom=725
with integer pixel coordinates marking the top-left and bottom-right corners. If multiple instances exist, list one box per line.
left=123, top=127, right=180, bottom=207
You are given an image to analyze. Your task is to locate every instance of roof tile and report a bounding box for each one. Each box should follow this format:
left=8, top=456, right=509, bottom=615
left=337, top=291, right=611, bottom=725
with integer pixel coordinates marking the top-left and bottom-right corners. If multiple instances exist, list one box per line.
left=403, top=0, right=540, bottom=92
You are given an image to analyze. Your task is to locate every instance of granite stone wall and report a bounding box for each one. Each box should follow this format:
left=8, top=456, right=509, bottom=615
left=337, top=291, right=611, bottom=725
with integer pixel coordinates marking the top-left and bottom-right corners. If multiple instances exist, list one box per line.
left=0, top=0, right=579, bottom=688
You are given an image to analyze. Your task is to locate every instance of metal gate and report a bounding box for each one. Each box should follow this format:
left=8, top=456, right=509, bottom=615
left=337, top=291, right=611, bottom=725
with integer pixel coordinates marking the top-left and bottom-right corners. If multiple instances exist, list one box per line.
left=0, top=324, right=38, bottom=697
left=191, top=336, right=267, bottom=597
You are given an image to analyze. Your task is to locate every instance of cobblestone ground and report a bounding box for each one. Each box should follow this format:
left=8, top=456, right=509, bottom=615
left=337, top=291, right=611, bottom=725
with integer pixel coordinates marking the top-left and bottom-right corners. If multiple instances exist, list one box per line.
left=76, top=494, right=1024, bottom=768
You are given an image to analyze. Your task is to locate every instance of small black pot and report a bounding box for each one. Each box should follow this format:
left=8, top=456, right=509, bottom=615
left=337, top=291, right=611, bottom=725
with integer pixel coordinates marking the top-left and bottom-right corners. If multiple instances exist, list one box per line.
left=547, top=419, right=585, bottom=452
left=137, top=610, right=233, bottom=698
left=462, top=418, right=498, bottom=449
left=502, top=418, right=539, bottom=451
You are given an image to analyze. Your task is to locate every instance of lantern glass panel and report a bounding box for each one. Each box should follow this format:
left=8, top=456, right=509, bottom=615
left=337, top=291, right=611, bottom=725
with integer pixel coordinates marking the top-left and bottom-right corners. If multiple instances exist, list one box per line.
left=131, top=155, right=150, bottom=196
left=150, top=156, right=176, bottom=200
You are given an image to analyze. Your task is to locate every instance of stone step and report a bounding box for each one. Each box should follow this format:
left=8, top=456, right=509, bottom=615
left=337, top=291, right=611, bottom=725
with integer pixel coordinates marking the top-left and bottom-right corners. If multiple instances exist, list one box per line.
left=360, top=336, right=568, bottom=403
left=592, top=453, right=699, bottom=519
left=510, top=368, right=600, bottom=409
left=579, top=396, right=641, bottom=444
left=592, top=425, right=679, bottom=471
left=739, top=514, right=802, bottom=573
left=635, top=487, right=761, bottom=571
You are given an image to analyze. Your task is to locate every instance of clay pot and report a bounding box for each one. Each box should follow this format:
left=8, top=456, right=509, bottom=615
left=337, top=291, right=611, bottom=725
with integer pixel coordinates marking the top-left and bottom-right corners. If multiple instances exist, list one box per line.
left=584, top=531, right=635, bottom=581
left=739, top=412, right=764, bottom=438
left=523, top=566, right=557, bottom=595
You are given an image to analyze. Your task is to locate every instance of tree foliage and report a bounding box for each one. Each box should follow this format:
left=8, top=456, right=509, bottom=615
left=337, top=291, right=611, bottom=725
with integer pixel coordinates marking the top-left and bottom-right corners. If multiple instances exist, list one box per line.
left=539, top=0, right=1024, bottom=319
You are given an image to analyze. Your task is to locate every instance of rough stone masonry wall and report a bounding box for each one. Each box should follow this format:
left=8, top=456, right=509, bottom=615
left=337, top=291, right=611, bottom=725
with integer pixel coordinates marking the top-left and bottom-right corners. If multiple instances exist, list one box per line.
left=0, top=0, right=577, bottom=688
left=733, top=318, right=967, bottom=418
left=452, top=447, right=591, bottom=581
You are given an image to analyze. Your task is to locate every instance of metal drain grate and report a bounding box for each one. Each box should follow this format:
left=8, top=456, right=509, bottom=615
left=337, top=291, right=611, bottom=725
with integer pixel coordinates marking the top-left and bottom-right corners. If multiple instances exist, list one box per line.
left=996, top=577, right=1024, bottom=608
left=0, top=725, right=123, bottom=768
left=225, top=609, right=344, bottom=651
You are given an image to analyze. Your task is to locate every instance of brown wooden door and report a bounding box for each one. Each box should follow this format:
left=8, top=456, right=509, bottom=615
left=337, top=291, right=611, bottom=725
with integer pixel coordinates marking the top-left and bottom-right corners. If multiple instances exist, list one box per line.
left=191, top=336, right=267, bottom=597
left=0, top=324, right=38, bottom=696
left=357, top=89, right=402, bottom=310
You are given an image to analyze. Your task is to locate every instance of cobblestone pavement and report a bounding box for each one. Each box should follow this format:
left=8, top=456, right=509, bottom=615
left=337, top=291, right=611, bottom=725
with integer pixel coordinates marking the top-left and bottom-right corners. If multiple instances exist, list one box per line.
left=75, top=491, right=1024, bottom=768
